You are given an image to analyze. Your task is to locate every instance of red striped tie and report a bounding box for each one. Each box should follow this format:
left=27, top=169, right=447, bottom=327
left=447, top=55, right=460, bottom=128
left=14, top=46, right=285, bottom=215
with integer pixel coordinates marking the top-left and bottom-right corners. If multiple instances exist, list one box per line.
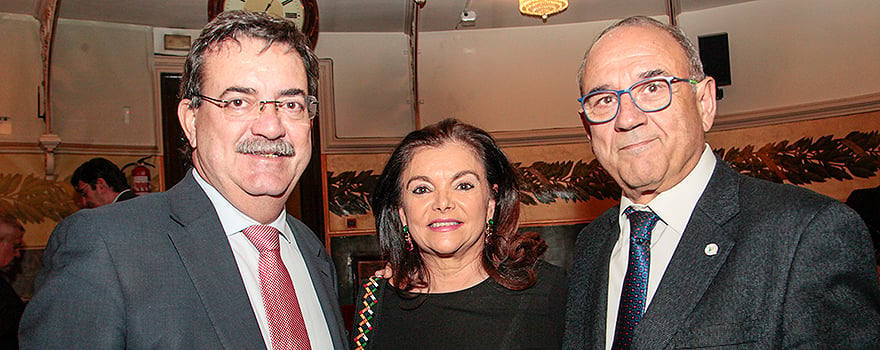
left=242, top=225, right=312, bottom=350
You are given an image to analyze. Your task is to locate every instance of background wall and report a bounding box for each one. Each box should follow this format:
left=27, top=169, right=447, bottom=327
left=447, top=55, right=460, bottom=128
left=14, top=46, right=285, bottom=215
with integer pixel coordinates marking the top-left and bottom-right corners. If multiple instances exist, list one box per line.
left=1, top=15, right=156, bottom=146
left=51, top=19, right=156, bottom=146
left=681, top=0, right=880, bottom=116
left=1, top=0, right=878, bottom=303
left=0, top=14, right=42, bottom=143
left=4, top=0, right=879, bottom=165
left=418, top=19, right=611, bottom=131
left=315, top=32, right=413, bottom=138
left=4, top=0, right=879, bottom=157
left=326, top=110, right=880, bottom=307
left=318, top=0, right=880, bottom=138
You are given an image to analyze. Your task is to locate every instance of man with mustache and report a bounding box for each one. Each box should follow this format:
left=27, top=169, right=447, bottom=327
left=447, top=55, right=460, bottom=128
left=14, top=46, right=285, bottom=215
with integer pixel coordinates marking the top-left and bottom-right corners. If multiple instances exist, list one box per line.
left=21, top=11, right=347, bottom=349
left=564, top=16, right=880, bottom=349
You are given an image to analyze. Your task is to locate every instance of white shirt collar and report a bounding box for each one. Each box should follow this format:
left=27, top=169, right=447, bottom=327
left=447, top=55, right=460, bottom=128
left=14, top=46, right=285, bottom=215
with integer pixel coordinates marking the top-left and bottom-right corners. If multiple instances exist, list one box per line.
left=113, top=189, right=133, bottom=203
left=619, top=144, right=716, bottom=232
left=191, top=169, right=289, bottom=241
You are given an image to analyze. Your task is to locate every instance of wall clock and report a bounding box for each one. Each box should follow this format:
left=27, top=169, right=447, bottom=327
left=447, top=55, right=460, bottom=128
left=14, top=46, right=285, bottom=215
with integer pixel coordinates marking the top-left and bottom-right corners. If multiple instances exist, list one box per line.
left=208, top=0, right=319, bottom=49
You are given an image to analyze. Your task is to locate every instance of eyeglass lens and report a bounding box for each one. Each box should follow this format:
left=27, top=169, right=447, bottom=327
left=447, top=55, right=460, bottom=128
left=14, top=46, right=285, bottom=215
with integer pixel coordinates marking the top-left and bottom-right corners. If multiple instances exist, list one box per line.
left=203, top=94, right=316, bottom=120
left=583, top=78, right=673, bottom=123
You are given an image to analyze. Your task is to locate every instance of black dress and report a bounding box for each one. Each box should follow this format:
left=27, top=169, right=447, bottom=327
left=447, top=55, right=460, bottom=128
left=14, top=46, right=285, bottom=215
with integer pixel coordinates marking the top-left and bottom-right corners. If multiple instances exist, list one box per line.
left=352, top=261, right=566, bottom=350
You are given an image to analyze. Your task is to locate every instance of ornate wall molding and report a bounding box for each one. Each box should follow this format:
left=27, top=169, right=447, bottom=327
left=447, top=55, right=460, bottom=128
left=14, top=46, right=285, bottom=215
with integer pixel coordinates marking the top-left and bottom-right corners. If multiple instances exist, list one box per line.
left=318, top=58, right=409, bottom=154
left=0, top=142, right=159, bottom=156
left=491, top=92, right=880, bottom=147
left=325, top=130, right=880, bottom=218
left=320, top=92, right=880, bottom=152
left=711, top=92, right=880, bottom=131
left=0, top=142, right=43, bottom=154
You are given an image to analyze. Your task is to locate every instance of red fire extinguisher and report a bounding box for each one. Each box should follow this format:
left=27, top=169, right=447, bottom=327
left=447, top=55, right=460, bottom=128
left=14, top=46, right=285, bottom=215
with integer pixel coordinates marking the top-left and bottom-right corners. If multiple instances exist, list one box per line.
left=122, top=156, right=155, bottom=196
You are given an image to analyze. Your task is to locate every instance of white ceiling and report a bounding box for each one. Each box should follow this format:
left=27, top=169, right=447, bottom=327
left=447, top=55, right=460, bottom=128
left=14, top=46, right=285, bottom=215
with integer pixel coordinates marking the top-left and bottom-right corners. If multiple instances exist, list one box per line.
left=1, top=0, right=753, bottom=32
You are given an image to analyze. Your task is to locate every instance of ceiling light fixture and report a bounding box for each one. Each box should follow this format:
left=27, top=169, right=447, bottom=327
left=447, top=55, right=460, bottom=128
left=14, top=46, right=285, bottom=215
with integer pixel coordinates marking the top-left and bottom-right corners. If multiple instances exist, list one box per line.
left=519, top=0, right=568, bottom=20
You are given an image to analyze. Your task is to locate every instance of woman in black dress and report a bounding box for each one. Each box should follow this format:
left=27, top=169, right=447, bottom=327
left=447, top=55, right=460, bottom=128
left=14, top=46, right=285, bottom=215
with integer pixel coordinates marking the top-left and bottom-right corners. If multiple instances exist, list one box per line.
left=352, top=119, right=566, bottom=350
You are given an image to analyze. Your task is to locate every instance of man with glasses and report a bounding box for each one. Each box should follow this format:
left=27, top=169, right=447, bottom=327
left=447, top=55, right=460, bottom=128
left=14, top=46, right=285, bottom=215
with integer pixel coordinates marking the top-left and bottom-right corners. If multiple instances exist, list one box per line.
left=564, top=16, right=880, bottom=349
left=21, top=11, right=347, bottom=349
left=70, top=157, right=136, bottom=209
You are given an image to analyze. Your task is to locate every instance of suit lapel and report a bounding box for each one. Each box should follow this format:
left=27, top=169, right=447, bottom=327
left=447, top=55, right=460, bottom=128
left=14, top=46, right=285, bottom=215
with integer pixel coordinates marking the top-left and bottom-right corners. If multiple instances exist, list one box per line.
left=634, top=159, right=742, bottom=349
left=592, top=215, right=618, bottom=350
left=568, top=208, right=619, bottom=350
left=166, top=174, right=266, bottom=349
left=287, top=217, right=346, bottom=348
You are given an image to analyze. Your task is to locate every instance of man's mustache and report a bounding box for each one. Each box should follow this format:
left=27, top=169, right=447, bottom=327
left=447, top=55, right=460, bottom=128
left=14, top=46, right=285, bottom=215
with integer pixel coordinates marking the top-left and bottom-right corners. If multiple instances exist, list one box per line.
left=235, top=138, right=295, bottom=157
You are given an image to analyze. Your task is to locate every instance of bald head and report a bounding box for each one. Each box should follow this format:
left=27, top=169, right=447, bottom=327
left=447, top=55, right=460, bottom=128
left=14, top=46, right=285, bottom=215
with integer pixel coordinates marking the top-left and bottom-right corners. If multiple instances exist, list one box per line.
left=577, top=16, right=705, bottom=96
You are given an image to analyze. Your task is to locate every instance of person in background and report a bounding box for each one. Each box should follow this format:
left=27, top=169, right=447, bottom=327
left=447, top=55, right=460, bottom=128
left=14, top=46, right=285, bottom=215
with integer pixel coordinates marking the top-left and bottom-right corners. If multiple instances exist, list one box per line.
left=21, top=10, right=347, bottom=349
left=846, top=184, right=880, bottom=277
left=0, top=212, right=24, bottom=349
left=352, top=119, right=566, bottom=350
left=70, top=157, right=136, bottom=208
left=564, top=16, right=880, bottom=349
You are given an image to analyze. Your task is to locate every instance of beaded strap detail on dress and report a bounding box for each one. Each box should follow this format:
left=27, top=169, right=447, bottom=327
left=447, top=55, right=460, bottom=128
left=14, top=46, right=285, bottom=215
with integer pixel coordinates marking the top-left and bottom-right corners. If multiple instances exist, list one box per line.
left=354, top=276, right=383, bottom=350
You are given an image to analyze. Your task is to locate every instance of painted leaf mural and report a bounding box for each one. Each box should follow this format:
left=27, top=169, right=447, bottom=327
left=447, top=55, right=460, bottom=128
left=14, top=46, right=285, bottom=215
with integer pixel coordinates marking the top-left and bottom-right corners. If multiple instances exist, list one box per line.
left=717, top=131, right=880, bottom=185
left=327, top=131, right=880, bottom=217
left=0, top=173, right=78, bottom=224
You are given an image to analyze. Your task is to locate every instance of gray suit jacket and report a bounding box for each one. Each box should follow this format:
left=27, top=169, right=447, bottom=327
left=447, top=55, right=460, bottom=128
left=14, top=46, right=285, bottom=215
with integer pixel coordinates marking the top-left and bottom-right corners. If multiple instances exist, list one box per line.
left=563, top=156, right=880, bottom=349
left=20, top=172, right=347, bottom=349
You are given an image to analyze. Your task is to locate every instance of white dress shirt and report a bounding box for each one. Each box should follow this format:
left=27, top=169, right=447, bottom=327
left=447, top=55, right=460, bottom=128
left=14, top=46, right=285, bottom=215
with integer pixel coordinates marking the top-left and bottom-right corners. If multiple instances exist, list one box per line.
left=604, top=145, right=716, bottom=349
left=193, top=170, right=332, bottom=349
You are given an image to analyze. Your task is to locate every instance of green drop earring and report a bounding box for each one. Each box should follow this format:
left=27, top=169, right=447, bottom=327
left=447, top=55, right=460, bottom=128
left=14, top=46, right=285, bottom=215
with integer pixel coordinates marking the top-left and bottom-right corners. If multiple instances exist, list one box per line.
left=485, top=219, right=495, bottom=244
left=403, top=225, right=414, bottom=251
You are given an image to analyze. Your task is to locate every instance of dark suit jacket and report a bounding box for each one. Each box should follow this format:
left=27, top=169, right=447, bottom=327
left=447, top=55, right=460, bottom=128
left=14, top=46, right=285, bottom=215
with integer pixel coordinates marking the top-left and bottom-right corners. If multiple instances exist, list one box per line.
left=564, top=156, right=880, bottom=349
left=20, top=173, right=347, bottom=349
left=846, top=186, right=880, bottom=256
left=0, top=275, right=24, bottom=349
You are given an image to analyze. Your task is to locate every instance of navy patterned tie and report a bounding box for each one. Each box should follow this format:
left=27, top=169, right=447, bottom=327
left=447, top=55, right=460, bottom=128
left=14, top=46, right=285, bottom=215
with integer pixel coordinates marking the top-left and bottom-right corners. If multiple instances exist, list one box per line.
left=612, top=207, right=660, bottom=350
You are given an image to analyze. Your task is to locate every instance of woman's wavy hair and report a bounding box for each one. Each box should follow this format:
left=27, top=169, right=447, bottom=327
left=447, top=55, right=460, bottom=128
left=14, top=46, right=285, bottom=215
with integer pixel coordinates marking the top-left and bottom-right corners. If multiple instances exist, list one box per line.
left=371, top=118, right=547, bottom=292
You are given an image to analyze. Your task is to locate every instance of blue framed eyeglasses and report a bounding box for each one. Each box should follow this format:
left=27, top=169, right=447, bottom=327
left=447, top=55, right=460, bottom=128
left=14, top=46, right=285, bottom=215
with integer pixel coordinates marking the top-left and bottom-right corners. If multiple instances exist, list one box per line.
left=578, top=76, right=699, bottom=124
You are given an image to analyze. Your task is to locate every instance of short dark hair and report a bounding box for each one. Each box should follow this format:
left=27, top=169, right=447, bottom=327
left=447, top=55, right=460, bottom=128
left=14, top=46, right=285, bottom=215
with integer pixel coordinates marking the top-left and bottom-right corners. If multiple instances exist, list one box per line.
left=371, top=118, right=547, bottom=292
left=70, top=158, right=130, bottom=192
left=178, top=10, right=319, bottom=159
